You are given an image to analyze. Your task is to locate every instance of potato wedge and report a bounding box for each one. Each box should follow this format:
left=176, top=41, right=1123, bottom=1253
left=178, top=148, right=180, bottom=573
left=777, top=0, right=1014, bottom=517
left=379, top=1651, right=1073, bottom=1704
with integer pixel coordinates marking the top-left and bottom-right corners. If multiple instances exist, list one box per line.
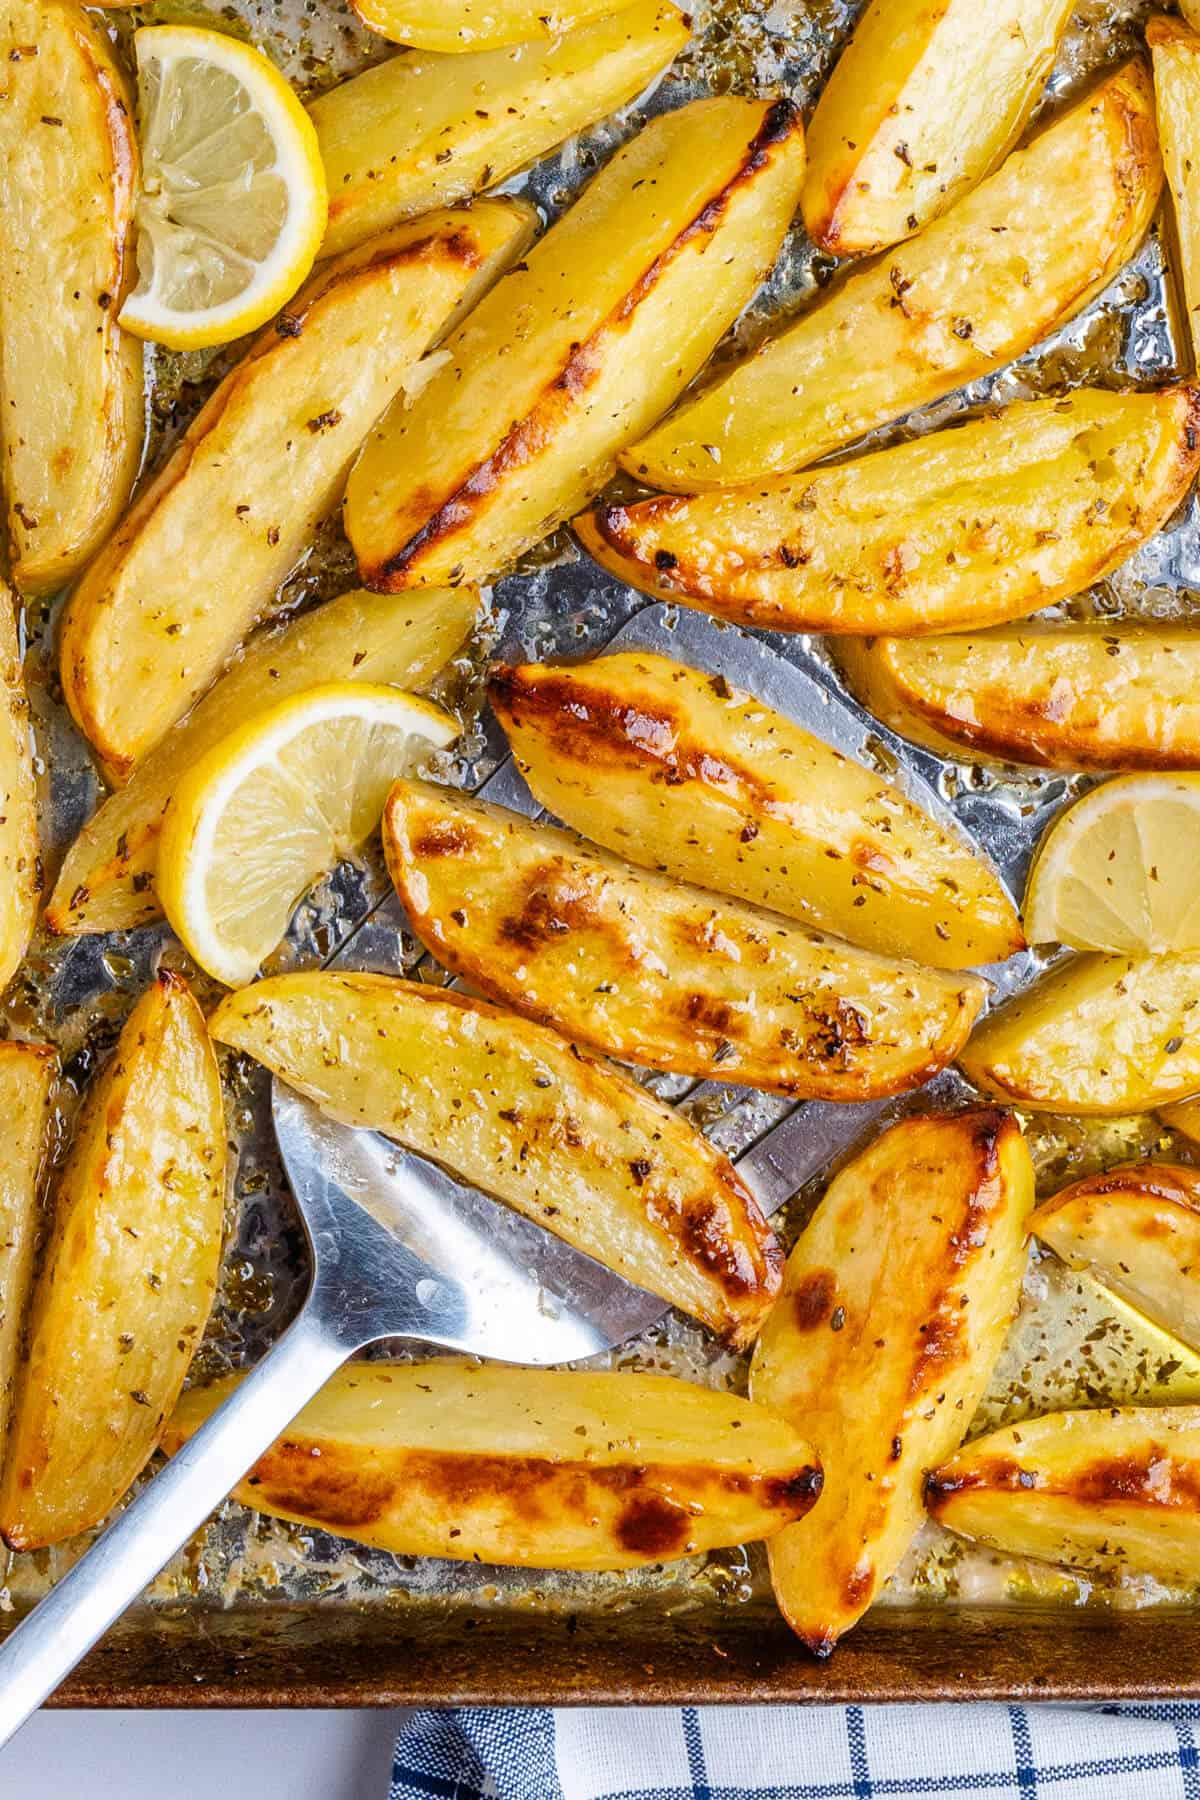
left=350, top=0, right=644, bottom=54
left=1031, top=1163, right=1200, bottom=1351
left=489, top=652, right=1022, bottom=971
left=384, top=779, right=987, bottom=1097
left=577, top=387, right=1200, bottom=635
left=0, top=588, right=38, bottom=989
left=751, top=1109, right=1033, bottom=1654
left=59, top=202, right=531, bottom=781
left=802, top=0, right=1074, bottom=256
left=1149, top=16, right=1200, bottom=362
left=46, top=586, right=476, bottom=938
left=0, top=1043, right=55, bottom=1466
left=839, top=625, right=1200, bottom=771
left=313, top=3, right=689, bottom=260
left=624, top=62, right=1161, bottom=492
left=211, top=972, right=781, bottom=1345
left=0, top=973, right=225, bottom=1550
left=927, top=1405, right=1200, bottom=1583
left=165, top=1361, right=821, bottom=1567
left=959, top=953, right=1200, bottom=1114
left=344, top=97, right=807, bottom=590
left=0, top=0, right=142, bottom=595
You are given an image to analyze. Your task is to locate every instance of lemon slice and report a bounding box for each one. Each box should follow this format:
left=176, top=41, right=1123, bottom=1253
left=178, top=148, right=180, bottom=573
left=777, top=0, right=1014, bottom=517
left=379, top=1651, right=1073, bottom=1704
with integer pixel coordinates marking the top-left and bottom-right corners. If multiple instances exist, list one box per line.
left=1024, top=774, right=1200, bottom=953
left=157, top=684, right=456, bottom=985
left=120, top=26, right=327, bottom=350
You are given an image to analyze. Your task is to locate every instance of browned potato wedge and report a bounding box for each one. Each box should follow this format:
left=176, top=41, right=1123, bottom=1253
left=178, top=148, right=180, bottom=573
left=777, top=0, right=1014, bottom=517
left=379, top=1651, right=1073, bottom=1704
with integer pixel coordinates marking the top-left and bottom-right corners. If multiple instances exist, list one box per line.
left=59, top=202, right=531, bottom=781
left=46, top=586, right=476, bottom=938
left=0, top=1043, right=55, bottom=1464
left=313, top=3, right=689, bottom=259
left=1031, top=1163, right=1200, bottom=1350
left=0, top=0, right=143, bottom=595
left=0, top=974, right=225, bottom=1549
left=165, top=1361, right=821, bottom=1568
left=802, top=0, right=1074, bottom=255
left=838, top=626, right=1200, bottom=771
left=751, top=1109, right=1033, bottom=1654
left=927, top=1405, right=1200, bottom=1582
left=343, top=97, right=806, bottom=590
left=960, top=953, right=1200, bottom=1114
left=210, top=972, right=781, bottom=1347
left=1150, top=16, right=1200, bottom=362
left=577, top=387, right=1200, bottom=634
left=489, top=652, right=1022, bottom=971
left=625, top=63, right=1161, bottom=492
left=350, top=0, right=644, bottom=53
left=0, top=588, right=38, bottom=990
left=383, top=779, right=987, bottom=1097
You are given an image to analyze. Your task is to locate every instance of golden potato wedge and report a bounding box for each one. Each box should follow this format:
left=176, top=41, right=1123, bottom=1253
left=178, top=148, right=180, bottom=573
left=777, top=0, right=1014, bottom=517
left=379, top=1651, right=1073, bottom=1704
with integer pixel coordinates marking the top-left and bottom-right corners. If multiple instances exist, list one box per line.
left=344, top=97, right=807, bottom=590
left=383, top=779, right=987, bottom=1098
left=313, top=3, right=689, bottom=260
left=0, top=0, right=143, bottom=595
left=46, top=585, right=476, bottom=938
left=0, top=973, right=225, bottom=1550
left=1149, top=16, right=1200, bottom=362
left=577, top=387, right=1200, bottom=634
left=211, top=972, right=781, bottom=1346
left=488, top=652, right=1022, bottom=971
left=751, top=1109, right=1033, bottom=1654
left=166, top=1361, right=821, bottom=1567
left=350, top=0, right=644, bottom=54
left=624, top=62, right=1161, bottom=492
left=59, top=202, right=531, bottom=781
left=839, top=625, right=1200, bottom=771
left=802, top=0, right=1074, bottom=256
left=1162, top=1095, right=1200, bottom=1143
left=1031, top=1163, right=1200, bottom=1351
left=0, top=1043, right=55, bottom=1466
left=960, top=953, right=1200, bottom=1114
left=0, top=588, right=38, bottom=990
left=927, top=1405, right=1200, bottom=1583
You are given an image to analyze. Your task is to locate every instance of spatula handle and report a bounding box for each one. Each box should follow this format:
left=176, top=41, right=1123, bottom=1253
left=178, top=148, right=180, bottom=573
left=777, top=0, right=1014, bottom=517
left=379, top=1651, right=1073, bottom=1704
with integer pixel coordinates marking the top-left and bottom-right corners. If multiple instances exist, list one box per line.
left=0, top=1304, right=346, bottom=1748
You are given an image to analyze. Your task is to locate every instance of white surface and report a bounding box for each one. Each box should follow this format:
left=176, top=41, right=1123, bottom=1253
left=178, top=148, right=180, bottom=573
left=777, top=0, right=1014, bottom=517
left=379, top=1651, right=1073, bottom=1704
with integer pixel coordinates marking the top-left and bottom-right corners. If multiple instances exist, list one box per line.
left=0, top=1708, right=404, bottom=1798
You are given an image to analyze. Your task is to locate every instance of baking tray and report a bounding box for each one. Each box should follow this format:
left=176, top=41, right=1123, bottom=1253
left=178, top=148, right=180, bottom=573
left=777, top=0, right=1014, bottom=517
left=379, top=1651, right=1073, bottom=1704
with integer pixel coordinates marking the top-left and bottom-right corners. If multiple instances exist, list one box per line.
left=6, top=0, right=1200, bottom=1708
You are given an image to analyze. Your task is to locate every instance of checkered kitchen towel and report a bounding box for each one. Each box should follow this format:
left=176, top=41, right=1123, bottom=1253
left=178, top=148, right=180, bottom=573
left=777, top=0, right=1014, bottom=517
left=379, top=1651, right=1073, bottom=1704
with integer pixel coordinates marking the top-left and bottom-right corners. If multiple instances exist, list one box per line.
left=390, top=1702, right=1200, bottom=1798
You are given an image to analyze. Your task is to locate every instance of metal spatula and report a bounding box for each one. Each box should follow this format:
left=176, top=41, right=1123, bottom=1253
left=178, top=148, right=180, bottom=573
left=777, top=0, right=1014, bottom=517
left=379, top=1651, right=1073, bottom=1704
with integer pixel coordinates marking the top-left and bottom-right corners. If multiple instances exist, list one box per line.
left=0, top=603, right=1031, bottom=1743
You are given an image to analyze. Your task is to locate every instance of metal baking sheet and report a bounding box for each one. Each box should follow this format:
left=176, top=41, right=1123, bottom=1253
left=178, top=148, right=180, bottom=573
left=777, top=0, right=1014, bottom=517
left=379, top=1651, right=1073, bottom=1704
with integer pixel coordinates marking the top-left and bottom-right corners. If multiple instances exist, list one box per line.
left=5, top=0, right=1200, bottom=1703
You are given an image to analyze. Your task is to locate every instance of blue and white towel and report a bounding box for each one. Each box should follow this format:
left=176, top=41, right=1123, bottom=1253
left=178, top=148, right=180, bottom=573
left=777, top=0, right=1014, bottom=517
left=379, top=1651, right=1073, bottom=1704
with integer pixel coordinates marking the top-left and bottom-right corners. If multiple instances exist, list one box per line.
left=391, top=1702, right=1200, bottom=1799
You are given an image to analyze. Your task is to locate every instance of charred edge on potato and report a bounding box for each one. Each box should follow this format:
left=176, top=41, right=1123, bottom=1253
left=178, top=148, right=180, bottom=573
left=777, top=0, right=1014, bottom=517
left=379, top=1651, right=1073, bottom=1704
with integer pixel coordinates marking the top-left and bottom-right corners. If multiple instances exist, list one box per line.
left=369, top=100, right=800, bottom=585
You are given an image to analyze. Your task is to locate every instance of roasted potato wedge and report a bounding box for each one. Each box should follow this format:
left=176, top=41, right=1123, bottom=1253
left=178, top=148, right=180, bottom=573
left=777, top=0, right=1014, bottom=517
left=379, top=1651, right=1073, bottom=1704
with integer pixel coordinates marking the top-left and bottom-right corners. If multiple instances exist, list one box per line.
left=349, top=0, right=644, bottom=54
left=489, top=652, right=1022, bottom=971
left=1150, top=17, right=1200, bottom=362
left=59, top=202, right=530, bottom=780
left=960, top=953, right=1200, bottom=1114
left=313, top=3, right=688, bottom=259
left=0, top=0, right=143, bottom=595
left=751, top=1109, right=1033, bottom=1654
left=577, top=387, right=1200, bottom=634
left=384, top=779, right=987, bottom=1098
left=0, top=1043, right=56, bottom=1465
left=0, top=974, right=225, bottom=1550
left=802, top=0, right=1074, bottom=256
left=344, top=97, right=807, bottom=590
left=46, top=586, right=476, bottom=937
left=0, top=588, right=38, bottom=990
left=166, top=1361, right=821, bottom=1567
left=210, top=972, right=781, bottom=1347
left=839, top=625, right=1200, bottom=771
left=624, top=62, right=1161, bottom=492
left=927, top=1405, right=1200, bottom=1583
left=1031, top=1163, right=1200, bottom=1351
